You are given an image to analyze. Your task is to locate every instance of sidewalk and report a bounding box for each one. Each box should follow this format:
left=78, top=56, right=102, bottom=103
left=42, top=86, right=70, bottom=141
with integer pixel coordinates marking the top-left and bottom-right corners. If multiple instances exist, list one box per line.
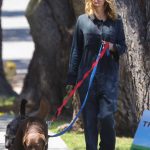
left=1, top=0, right=68, bottom=149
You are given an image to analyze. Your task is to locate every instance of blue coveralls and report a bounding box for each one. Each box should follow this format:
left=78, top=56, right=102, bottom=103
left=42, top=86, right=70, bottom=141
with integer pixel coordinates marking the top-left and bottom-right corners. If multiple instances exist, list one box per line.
left=66, top=14, right=127, bottom=150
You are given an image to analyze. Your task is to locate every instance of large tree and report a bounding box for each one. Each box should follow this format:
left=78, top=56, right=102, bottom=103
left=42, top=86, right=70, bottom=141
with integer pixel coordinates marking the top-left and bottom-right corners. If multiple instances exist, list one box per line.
left=115, top=0, right=150, bottom=136
left=20, top=0, right=150, bottom=135
left=20, top=0, right=75, bottom=113
left=0, top=0, right=17, bottom=98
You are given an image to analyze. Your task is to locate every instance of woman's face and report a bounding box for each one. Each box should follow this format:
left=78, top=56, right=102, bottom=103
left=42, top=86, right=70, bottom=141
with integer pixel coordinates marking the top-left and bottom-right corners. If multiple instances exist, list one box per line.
left=92, top=0, right=105, bottom=7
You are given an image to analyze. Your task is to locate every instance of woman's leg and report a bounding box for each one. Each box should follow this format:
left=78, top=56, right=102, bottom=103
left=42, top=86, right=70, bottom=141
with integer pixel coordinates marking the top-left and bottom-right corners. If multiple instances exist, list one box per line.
left=99, top=114, right=116, bottom=150
left=79, top=85, right=99, bottom=150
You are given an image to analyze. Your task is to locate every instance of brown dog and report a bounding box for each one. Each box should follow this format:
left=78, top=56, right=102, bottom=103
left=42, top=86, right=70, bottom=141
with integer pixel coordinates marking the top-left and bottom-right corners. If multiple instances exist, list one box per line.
left=10, top=98, right=49, bottom=150
left=23, top=118, right=48, bottom=150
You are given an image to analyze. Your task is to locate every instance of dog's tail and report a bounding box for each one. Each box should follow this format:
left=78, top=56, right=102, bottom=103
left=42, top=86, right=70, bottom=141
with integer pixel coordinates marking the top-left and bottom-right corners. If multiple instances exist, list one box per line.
left=29, top=98, right=50, bottom=119
left=20, top=99, right=27, bottom=117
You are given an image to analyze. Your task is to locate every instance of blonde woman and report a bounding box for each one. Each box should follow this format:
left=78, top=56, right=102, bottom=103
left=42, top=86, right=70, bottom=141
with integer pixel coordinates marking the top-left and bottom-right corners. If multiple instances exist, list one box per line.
left=66, top=0, right=127, bottom=149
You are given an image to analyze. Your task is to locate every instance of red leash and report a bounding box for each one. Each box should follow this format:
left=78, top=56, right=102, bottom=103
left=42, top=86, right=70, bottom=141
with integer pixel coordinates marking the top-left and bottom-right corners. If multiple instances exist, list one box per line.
left=51, top=42, right=109, bottom=122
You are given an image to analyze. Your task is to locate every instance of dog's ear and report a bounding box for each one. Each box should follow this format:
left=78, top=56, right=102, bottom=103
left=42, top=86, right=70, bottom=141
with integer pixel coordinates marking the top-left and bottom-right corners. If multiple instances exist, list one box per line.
left=28, top=99, right=50, bottom=120
left=39, top=134, right=48, bottom=148
left=20, top=99, right=28, bottom=117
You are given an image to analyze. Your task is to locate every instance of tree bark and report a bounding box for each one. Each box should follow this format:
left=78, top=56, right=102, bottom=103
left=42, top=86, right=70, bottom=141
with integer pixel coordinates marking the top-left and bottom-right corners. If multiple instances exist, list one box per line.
left=21, top=0, right=150, bottom=136
left=115, top=0, right=150, bottom=136
left=0, top=0, right=17, bottom=98
left=20, top=0, right=75, bottom=113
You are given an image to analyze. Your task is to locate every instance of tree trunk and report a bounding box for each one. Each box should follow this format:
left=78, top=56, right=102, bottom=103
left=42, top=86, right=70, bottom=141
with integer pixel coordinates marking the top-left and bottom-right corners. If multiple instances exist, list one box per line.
left=0, top=0, right=17, bottom=98
left=20, top=0, right=75, bottom=113
left=115, top=0, right=150, bottom=136
left=21, top=0, right=150, bottom=136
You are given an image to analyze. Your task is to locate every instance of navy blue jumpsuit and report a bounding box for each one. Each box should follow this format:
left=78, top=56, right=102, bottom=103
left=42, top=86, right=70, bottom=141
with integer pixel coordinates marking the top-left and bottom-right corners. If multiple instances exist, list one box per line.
left=66, top=14, right=127, bottom=150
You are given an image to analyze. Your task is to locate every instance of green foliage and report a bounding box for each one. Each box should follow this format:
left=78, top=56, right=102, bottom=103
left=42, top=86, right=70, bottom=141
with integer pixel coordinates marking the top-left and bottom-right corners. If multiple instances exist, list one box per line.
left=3, top=61, right=16, bottom=81
left=0, top=97, right=15, bottom=107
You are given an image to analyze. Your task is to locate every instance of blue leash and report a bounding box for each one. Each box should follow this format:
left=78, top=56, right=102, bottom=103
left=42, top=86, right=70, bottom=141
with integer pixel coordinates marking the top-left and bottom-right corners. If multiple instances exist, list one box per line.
left=48, top=44, right=103, bottom=138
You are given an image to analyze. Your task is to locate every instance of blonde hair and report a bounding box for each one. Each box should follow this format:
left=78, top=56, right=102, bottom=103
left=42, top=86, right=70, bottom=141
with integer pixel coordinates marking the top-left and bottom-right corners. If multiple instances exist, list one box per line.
left=85, top=0, right=117, bottom=20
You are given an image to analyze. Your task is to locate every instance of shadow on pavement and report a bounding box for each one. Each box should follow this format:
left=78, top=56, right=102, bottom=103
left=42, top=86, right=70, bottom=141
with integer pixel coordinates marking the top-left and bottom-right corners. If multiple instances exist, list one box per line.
left=2, top=10, right=25, bottom=17
left=3, top=29, right=32, bottom=42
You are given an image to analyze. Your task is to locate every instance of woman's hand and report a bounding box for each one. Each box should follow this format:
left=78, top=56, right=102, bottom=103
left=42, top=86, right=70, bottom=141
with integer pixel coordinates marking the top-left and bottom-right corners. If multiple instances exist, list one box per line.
left=65, top=85, right=74, bottom=95
left=102, top=40, right=116, bottom=52
left=109, top=42, right=114, bottom=51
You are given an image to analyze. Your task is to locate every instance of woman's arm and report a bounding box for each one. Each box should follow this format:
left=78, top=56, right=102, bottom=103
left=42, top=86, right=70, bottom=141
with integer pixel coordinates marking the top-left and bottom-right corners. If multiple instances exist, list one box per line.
left=113, top=16, right=127, bottom=56
left=66, top=16, right=84, bottom=85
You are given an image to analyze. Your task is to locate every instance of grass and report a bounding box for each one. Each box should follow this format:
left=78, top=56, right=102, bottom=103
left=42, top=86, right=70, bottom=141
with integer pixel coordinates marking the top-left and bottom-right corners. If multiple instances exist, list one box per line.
left=0, top=97, right=15, bottom=114
left=0, top=97, right=15, bottom=107
left=49, top=120, right=133, bottom=150
left=116, top=137, right=133, bottom=150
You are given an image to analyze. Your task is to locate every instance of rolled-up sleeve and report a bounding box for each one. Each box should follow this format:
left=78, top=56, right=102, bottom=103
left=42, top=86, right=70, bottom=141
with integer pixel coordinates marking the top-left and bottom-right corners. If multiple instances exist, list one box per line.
left=114, top=16, right=127, bottom=56
left=66, top=17, right=84, bottom=85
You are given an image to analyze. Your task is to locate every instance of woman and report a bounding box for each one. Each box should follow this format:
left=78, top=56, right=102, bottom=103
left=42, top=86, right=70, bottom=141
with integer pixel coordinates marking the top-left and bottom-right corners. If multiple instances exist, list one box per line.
left=66, top=0, right=127, bottom=149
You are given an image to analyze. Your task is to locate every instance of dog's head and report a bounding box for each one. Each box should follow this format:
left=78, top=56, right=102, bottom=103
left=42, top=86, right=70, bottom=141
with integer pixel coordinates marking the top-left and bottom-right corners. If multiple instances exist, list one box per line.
left=22, top=118, right=48, bottom=150
left=5, top=99, right=27, bottom=149
left=23, top=132, right=48, bottom=150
